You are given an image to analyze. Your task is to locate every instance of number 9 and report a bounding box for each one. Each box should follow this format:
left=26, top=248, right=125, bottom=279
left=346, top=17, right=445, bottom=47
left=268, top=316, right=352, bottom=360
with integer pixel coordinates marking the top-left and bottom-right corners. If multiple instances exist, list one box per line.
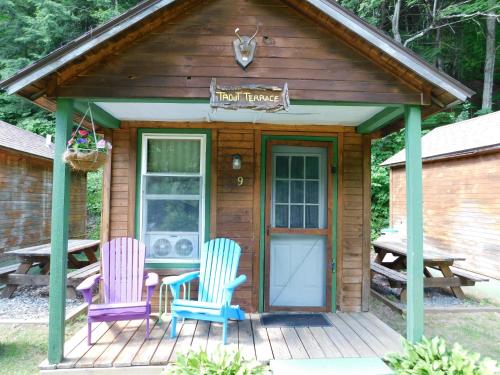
left=237, top=176, right=244, bottom=186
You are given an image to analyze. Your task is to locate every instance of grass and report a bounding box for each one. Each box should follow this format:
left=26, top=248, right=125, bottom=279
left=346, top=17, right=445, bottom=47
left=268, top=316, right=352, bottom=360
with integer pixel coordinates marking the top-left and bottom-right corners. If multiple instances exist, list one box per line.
left=371, top=297, right=500, bottom=361
left=0, top=317, right=85, bottom=375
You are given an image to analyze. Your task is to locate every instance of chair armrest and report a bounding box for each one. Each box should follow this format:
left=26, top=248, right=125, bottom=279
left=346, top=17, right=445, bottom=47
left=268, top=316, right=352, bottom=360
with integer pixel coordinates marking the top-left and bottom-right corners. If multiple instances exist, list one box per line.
left=224, top=275, right=247, bottom=291
left=145, top=272, right=159, bottom=287
left=76, top=274, right=101, bottom=304
left=76, top=274, right=101, bottom=292
left=169, top=271, right=200, bottom=287
left=168, top=271, right=200, bottom=299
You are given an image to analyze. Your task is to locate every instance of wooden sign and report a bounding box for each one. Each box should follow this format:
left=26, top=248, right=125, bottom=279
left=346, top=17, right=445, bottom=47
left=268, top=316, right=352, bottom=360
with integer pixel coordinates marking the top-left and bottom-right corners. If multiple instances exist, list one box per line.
left=210, top=78, right=290, bottom=112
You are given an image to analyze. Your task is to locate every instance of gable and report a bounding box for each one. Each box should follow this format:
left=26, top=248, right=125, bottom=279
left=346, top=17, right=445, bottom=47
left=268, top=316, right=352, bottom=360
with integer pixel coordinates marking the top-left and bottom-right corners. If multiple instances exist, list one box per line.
left=55, top=0, right=423, bottom=105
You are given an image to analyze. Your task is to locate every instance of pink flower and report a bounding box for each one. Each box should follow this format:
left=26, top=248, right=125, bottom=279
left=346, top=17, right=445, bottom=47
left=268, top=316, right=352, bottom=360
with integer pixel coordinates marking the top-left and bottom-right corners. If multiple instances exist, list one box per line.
left=107, top=142, right=113, bottom=150
left=67, top=139, right=75, bottom=145
left=96, top=139, right=106, bottom=149
left=78, top=130, right=89, bottom=136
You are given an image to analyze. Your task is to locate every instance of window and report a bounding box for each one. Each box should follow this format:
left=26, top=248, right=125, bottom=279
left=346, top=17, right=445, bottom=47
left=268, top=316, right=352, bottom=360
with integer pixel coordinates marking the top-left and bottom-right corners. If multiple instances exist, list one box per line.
left=140, top=134, right=206, bottom=262
left=272, top=147, right=327, bottom=229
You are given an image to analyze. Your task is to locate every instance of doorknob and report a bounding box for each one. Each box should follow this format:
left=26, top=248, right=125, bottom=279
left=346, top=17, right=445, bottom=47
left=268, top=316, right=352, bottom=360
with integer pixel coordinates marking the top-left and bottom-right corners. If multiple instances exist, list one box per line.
left=266, top=225, right=270, bottom=236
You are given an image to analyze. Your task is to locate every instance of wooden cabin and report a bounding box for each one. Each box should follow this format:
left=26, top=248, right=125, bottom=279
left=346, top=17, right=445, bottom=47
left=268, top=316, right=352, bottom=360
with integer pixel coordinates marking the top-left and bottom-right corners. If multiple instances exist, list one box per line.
left=382, top=112, right=500, bottom=280
left=0, top=0, right=475, bottom=363
left=0, top=120, right=87, bottom=263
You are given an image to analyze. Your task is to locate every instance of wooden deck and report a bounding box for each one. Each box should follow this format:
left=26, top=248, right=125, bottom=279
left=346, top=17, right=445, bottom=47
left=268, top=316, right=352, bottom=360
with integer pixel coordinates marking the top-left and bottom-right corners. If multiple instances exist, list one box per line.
left=40, top=313, right=403, bottom=374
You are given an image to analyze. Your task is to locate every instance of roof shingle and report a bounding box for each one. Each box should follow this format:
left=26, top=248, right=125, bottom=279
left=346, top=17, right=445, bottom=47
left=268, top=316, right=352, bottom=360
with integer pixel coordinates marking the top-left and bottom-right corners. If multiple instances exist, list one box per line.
left=381, top=111, right=500, bottom=167
left=0, top=120, right=54, bottom=160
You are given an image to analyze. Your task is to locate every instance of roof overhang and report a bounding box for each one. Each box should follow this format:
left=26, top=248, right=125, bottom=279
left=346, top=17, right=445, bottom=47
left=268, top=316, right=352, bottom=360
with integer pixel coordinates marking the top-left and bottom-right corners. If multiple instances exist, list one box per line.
left=0, top=0, right=474, bottom=133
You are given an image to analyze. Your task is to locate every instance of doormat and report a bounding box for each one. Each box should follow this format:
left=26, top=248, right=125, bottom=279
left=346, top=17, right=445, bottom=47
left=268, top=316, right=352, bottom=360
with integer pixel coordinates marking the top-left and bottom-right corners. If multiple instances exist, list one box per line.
left=261, top=313, right=332, bottom=328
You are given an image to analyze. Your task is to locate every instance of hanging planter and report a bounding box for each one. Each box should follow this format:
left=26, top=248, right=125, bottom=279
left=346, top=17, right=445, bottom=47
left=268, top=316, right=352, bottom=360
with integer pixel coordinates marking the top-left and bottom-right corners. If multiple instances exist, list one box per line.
left=63, top=103, right=112, bottom=172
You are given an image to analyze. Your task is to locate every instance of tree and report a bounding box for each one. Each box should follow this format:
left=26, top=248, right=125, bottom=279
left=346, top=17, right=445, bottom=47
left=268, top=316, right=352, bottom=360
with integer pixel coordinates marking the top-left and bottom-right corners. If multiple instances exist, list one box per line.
left=482, top=0, right=497, bottom=111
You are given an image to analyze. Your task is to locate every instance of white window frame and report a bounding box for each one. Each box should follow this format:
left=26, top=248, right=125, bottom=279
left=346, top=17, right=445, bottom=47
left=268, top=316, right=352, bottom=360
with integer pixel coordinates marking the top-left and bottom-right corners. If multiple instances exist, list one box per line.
left=139, top=133, right=207, bottom=263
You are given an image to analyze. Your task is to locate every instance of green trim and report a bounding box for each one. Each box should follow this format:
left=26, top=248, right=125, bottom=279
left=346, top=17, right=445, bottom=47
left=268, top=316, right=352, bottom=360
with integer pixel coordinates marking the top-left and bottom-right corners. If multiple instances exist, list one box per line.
left=73, top=100, right=120, bottom=129
left=146, top=262, right=200, bottom=270
left=135, top=128, right=212, bottom=269
left=259, top=135, right=338, bottom=313
left=65, top=97, right=400, bottom=107
left=48, top=98, right=73, bottom=364
left=356, top=106, right=404, bottom=134
left=404, top=105, right=424, bottom=342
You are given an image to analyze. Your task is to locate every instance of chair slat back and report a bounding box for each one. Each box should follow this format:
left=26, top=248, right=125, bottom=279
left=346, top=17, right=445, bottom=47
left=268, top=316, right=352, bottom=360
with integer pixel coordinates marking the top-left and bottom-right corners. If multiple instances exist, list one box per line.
left=101, top=238, right=145, bottom=303
left=198, top=238, right=241, bottom=305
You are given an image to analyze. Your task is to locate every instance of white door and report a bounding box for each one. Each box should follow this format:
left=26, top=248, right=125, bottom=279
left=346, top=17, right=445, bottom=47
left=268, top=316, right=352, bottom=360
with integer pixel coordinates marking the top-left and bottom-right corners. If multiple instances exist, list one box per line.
left=267, top=145, right=328, bottom=308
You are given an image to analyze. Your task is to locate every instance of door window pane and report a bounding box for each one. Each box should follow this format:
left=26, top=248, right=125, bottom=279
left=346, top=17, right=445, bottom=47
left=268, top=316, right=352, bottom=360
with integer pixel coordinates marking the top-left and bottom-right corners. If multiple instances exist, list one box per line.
left=290, top=205, right=304, bottom=228
left=306, top=157, right=319, bottom=179
left=147, top=139, right=200, bottom=173
left=146, top=200, right=199, bottom=232
left=290, top=180, right=304, bottom=203
left=275, top=156, right=289, bottom=178
left=291, top=156, right=304, bottom=178
left=146, top=176, right=200, bottom=195
left=305, top=181, right=319, bottom=204
left=275, top=180, right=289, bottom=203
left=275, top=205, right=289, bottom=228
left=305, top=205, right=319, bottom=228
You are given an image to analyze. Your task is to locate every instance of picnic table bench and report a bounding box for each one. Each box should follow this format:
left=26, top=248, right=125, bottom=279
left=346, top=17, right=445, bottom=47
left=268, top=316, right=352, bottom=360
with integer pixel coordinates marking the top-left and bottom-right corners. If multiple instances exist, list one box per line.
left=1, top=239, right=100, bottom=298
left=371, top=237, right=488, bottom=301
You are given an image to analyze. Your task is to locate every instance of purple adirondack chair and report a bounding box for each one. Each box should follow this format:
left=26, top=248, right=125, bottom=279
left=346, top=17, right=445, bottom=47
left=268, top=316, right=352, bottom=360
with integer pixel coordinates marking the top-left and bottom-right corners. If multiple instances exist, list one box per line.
left=77, top=238, right=158, bottom=345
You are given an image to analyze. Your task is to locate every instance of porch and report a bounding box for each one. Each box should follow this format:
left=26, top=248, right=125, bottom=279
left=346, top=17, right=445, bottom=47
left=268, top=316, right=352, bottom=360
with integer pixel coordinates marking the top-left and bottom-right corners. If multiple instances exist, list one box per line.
left=39, top=312, right=403, bottom=374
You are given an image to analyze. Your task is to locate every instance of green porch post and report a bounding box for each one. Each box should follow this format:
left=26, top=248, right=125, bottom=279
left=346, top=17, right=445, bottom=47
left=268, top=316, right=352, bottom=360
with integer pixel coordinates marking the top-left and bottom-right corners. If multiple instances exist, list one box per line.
left=404, top=105, right=424, bottom=342
left=48, top=98, right=73, bottom=364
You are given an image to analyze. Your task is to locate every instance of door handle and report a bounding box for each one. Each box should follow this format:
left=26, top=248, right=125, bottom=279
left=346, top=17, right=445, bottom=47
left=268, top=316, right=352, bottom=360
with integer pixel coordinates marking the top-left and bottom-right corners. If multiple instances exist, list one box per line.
left=266, top=225, right=270, bottom=236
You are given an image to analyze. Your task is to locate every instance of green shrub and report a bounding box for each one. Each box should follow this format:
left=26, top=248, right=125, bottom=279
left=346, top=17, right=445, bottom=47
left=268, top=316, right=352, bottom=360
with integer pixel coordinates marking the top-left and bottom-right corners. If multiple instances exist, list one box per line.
left=386, top=336, right=499, bottom=375
left=164, top=347, right=270, bottom=375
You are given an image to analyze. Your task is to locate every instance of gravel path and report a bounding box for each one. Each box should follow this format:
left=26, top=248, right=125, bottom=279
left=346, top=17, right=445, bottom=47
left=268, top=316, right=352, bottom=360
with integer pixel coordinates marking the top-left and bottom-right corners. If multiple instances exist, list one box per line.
left=0, top=286, right=84, bottom=321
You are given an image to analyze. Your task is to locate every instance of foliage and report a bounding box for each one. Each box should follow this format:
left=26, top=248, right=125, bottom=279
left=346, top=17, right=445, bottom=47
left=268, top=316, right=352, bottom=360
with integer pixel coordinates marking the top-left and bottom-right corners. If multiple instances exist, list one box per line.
left=86, top=169, right=103, bottom=239
left=371, top=130, right=405, bottom=239
left=386, top=336, right=499, bottom=375
left=164, top=348, right=270, bottom=375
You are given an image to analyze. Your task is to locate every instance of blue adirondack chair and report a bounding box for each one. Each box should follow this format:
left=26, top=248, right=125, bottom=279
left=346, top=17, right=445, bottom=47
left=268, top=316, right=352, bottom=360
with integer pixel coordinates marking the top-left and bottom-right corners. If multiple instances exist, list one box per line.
left=77, top=238, right=158, bottom=345
left=169, top=238, right=247, bottom=344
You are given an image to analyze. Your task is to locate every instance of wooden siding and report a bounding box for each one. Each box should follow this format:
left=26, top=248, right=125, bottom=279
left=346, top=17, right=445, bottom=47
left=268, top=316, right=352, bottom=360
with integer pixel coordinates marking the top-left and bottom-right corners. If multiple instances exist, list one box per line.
left=108, top=122, right=370, bottom=313
left=0, top=149, right=87, bottom=261
left=389, top=152, right=500, bottom=280
left=57, top=0, right=422, bottom=105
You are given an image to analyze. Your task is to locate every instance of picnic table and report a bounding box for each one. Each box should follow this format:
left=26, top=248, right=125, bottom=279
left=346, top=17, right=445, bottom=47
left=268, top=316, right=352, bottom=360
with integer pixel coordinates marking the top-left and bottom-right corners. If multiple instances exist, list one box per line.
left=371, top=236, right=488, bottom=301
left=0, top=239, right=100, bottom=298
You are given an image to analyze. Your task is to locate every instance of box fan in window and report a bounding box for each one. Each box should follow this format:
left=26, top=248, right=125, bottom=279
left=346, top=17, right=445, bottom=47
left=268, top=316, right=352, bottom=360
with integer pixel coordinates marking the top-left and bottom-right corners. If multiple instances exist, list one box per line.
left=147, top=234, right=199, bottom=259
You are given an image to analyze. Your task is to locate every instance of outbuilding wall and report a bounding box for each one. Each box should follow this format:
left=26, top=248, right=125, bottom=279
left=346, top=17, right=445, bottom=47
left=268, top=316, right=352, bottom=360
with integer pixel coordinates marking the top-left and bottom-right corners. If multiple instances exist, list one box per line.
left=0, top=148, right=87, bottom=262
left=390, top=152, right=500, bottom=279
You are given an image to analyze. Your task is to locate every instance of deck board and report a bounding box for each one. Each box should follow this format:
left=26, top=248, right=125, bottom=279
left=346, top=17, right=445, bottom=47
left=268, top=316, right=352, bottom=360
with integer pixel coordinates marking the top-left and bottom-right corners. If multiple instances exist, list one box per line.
left=114, top=320, right=149, bottom=367
left=41, top=313, right=404, bottom=372
left=281, top=327, right=308, bottom=359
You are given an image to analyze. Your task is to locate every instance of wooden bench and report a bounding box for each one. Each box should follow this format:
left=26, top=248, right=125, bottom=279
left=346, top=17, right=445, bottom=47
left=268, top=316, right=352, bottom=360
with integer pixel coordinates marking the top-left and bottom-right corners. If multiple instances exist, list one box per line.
left=0, top=262, right=41, bottom=282
left=429, top=266, right=489, bottom=286
left=371, top=261, right=407, bottom=287
left=67, top=262, right=100, bottom=298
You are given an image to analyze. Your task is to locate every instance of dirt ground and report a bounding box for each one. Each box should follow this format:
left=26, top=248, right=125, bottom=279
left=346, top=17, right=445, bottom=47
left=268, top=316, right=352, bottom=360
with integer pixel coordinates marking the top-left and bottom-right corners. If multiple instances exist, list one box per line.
left=370, top=297, right=500, bottom=361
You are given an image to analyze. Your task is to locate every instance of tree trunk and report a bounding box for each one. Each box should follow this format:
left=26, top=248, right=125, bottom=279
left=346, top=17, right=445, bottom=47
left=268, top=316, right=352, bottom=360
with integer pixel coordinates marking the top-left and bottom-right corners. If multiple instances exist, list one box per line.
left=392, top=0, right=402, bottom=43
left=482, top=0, right=496, bottom=111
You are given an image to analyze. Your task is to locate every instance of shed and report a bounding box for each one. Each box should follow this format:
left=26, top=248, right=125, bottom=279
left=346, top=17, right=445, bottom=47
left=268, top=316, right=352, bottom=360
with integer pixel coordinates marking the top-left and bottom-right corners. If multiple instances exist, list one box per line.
left=0, top=0, right=475, bottom=363
left=0, top=120, right=88, bottom=262
left=382, top=111, right=500, bottom=279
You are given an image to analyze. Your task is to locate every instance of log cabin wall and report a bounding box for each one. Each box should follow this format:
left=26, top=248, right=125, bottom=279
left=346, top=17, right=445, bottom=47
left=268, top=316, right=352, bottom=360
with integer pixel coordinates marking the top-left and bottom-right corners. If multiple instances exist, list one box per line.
left=389, top=152, right=500, bottom=280
left=0, top=148, right=87, bottom=262
left=107, top=122, right=371, bottom=312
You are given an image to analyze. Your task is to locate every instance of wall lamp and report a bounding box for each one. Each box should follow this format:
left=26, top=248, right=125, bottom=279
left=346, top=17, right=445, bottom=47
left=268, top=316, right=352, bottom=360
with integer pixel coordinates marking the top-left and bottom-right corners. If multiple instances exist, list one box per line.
left=232, top=154, right=242, bottom=170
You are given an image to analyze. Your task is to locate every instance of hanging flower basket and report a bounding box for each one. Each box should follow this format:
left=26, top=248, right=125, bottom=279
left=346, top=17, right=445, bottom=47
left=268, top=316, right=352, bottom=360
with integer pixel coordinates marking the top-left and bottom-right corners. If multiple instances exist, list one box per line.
left=63, top=105, right=112, bottom=172
left=63, top=149, right=107, bottom=172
